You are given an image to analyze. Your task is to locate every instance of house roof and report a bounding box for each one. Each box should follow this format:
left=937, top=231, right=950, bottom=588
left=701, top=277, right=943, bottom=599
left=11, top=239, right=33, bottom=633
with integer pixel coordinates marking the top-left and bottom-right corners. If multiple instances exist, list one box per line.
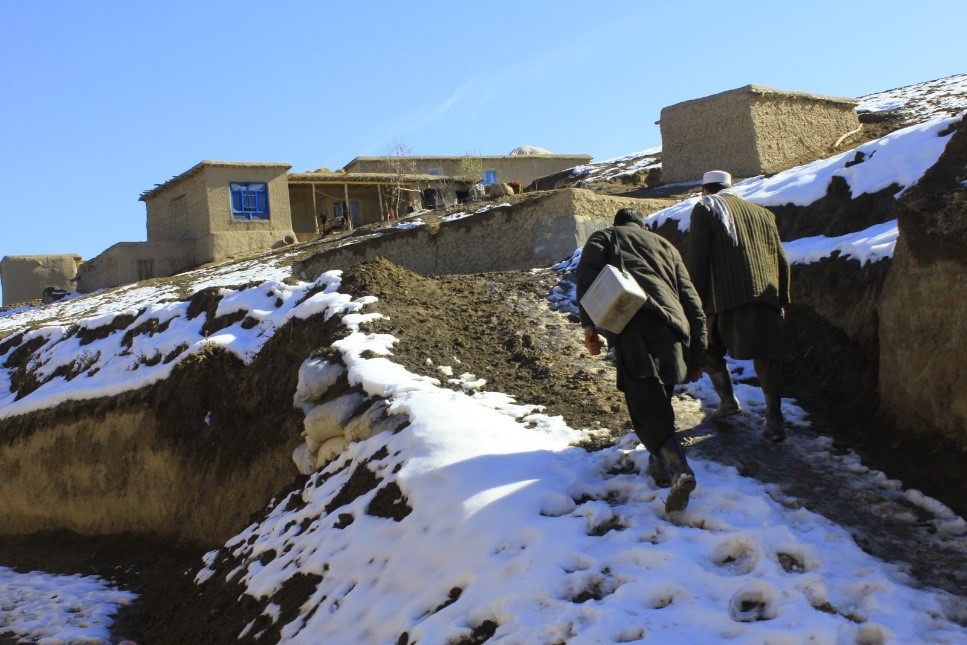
left=661, top=85, right=858, bottom=114
left=342, top=153, right=592, bottom=169
left=287, top=171, right=462, bottom=185
left=139, top=160, right=292, bottom=201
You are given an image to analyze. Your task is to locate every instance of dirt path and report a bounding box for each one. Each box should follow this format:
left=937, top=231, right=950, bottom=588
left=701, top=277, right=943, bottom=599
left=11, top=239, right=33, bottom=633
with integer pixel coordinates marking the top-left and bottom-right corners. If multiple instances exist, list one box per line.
left=343, top=259, right=967, bottom=597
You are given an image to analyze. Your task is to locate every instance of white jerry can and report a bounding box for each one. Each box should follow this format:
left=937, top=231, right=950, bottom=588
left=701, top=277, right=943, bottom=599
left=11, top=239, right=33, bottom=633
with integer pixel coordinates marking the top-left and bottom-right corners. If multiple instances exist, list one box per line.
left=580, top=264, right=648, bottom=334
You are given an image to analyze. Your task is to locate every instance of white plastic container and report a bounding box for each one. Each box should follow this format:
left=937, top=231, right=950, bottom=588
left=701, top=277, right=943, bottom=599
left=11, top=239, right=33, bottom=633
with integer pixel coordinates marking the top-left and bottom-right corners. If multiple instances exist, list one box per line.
left=580, top=264, right=648, bottom=334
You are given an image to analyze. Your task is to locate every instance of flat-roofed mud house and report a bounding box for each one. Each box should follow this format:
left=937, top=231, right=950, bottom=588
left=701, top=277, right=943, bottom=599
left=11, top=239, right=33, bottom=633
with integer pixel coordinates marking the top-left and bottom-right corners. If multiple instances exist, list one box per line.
left=5, top=150, right=593, bottom=302
left=287, top=170, right=465, bottom=240
left=343, top=149, right=592, bottom=191
left=659, top=85, right=860, bottom=183
left=0, top=254, right=82, bottom=307
left=75, top=161, right=297, bottom=293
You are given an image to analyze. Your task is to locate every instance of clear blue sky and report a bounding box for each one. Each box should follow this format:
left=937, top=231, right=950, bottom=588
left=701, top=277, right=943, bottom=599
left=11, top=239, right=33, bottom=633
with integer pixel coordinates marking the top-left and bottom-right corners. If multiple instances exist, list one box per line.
left=1, top=0, right=963, bottom=295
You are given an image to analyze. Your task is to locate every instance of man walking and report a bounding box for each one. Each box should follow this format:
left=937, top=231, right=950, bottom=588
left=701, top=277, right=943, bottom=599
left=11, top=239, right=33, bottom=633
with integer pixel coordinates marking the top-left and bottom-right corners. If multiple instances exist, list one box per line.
left=577, top=208, right=707, bottom=513
left=685, top=171, right=791, bottom=442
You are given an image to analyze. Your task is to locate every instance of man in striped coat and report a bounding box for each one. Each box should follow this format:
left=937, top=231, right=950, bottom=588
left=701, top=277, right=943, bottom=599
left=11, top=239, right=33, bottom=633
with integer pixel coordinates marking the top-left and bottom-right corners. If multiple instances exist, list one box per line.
left=685, top=171, right=791, bottom=442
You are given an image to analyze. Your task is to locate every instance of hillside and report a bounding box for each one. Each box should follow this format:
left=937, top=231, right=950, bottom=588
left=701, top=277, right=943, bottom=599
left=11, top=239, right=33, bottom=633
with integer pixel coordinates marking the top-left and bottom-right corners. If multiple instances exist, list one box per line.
left=0, top=75, right=965, bottom=643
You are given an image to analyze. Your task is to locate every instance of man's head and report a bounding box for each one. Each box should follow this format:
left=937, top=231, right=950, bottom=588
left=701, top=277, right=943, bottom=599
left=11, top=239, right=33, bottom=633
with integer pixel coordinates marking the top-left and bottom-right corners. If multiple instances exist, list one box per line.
left=613, top=208, right=644, bottom=227
left=701, top=170, right=732, bottom=195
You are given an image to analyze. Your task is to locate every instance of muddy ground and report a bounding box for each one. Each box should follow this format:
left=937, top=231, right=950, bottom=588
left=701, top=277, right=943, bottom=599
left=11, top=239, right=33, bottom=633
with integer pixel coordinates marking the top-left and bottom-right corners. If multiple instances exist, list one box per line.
left=1, top=258, right=966, bottom=642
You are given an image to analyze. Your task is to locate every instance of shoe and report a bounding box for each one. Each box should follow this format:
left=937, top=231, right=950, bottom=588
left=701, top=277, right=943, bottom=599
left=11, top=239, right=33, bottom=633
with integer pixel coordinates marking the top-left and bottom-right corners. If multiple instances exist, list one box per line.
left=764, top=394, right=786, bottom=442
left=708, top=369, right=741, bottom=419
left=647, top=453, right=670, bottom=488
left=658, top=437, right=696, bottom=513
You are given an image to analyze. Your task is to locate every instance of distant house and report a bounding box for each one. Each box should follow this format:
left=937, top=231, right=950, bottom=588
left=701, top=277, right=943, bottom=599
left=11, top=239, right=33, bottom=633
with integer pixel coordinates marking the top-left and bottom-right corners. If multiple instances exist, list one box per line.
left=27, top=148, right=592, bottom=298
left=287, top=170, right=469, bottom=239
left=0, top=254, right=82, bottom=307
left=659, top=85, right=860, bottom=183
left=342, top=148, right=593, bottom=191
left=77, top=161, right=296, bottom=293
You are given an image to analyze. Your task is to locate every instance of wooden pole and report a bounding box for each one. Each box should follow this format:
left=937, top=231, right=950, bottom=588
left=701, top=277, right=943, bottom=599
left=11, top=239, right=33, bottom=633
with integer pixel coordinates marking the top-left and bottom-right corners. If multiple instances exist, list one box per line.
left=378, top=184, right=385, bottom=221
left=311, top=185, right=318, bottom=233
left=343, top=182, right=353, bottom=231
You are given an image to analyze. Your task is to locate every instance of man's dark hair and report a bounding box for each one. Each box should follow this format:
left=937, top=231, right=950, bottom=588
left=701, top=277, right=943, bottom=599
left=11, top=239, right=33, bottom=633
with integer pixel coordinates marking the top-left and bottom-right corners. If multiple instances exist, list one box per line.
left=613, top=208, right=644, bottom=227
left=702, top=183, right=729, bottom=194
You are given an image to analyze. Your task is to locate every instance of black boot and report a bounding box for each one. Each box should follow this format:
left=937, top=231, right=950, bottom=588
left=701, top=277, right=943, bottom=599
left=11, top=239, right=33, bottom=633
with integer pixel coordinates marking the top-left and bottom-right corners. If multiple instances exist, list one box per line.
left=658, top=437, right=696, bottom=513
left=647, top=453, right=670, bottom=488
left=764, top=394, right=786, bottom=442
left=708, top=369, right=741, bottom=419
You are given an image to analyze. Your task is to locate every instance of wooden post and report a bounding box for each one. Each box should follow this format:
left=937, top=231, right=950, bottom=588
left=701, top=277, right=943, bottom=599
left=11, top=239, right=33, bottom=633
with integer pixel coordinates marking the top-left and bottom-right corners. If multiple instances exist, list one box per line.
left=378, top=184, right=385, bottom=221
left=311, top=185, right=318, bottom=233
left=343, top=182, right=353, bottom=231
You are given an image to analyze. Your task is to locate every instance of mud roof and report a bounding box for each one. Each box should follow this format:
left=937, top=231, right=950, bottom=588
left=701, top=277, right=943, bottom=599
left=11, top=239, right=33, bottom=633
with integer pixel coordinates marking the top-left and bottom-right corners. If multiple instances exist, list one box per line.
left=343, top=153, right=592, bottom=168
left=662, top=84, right=858, bottom=113
left=287, top=171, right=459, bottom=185
left=139, top=160, right=292, bottom=201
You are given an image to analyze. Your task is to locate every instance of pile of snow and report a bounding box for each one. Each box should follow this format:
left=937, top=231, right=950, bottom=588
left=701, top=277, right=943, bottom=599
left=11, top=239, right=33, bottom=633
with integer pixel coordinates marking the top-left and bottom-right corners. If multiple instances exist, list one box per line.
left=0, top=566, right=134, bottom=643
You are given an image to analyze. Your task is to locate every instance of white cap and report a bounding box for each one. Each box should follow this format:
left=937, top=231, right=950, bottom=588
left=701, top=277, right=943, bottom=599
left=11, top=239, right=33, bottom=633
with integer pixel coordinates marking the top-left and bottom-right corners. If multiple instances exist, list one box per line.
left=702, top=170, right=732, bottom=186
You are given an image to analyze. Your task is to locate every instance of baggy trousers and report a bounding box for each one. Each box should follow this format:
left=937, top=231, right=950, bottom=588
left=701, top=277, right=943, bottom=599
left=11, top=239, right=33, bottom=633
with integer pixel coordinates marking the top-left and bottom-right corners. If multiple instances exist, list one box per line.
left=623, top=376, right=675, bottom=454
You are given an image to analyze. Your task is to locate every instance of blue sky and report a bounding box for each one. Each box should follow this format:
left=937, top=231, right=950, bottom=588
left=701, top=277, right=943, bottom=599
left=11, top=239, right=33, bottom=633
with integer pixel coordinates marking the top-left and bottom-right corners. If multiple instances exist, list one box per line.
left=1, top=0, right=963, bottom=295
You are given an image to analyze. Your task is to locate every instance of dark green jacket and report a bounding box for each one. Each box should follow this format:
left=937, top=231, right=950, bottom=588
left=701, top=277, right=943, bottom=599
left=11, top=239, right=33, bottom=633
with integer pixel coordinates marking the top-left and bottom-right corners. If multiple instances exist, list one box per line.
left=685, top=194, right=791, bottom=314
left=576, top=223, right=707, bottom=388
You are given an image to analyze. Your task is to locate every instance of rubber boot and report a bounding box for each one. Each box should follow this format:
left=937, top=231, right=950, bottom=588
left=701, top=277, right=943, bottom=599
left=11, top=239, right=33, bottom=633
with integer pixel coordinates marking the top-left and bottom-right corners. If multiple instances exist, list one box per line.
left=658, top=437, right=696, bottom=513
left=764, top=394, right=786, bottom=442
left=647, top=453, right=670, bottom=488
left=708, top=369, right=741, bottom=419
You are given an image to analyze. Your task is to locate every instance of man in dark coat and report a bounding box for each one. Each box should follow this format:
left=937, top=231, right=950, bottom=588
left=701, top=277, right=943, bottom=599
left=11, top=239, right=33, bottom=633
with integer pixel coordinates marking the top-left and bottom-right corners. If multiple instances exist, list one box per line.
left=685, top=170, right=791, bottom=442
left=577, top=208, right=707, bottom=513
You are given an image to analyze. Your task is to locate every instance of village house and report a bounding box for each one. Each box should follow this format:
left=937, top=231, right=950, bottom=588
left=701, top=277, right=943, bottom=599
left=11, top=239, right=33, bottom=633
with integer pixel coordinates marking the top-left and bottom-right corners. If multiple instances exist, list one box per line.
left=0, top=254, right=82, bottom=308
left=659, top=84, right=860, bottom=183
left=343, top=147, right=592, bottom=191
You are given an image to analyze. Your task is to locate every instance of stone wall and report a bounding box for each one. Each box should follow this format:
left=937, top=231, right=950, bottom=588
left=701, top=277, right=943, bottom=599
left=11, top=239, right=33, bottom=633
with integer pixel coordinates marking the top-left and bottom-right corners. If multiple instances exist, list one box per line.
left=0, top=254, right=82, bottom=307
left=295, top=189, right=676, bottom=279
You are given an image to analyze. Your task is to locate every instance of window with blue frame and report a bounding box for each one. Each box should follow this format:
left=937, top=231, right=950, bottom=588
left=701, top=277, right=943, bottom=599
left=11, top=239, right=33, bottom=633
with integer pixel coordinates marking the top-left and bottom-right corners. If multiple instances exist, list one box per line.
left=230, top=182, right=270, bottom=220
left=483, top=169, right=498, bottom=185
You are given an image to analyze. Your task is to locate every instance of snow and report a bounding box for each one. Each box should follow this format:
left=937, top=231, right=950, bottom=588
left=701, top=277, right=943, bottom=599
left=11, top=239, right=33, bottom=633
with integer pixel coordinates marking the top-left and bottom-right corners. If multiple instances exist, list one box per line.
left=784, top=220, right=900, bottom=266
left=190, top=325, right=966, bottom=642
left=2, top=77, right=966, bottom=642
left=857, top=73, right=967, bottom=122
left=0, top=566, right=134, bottom=643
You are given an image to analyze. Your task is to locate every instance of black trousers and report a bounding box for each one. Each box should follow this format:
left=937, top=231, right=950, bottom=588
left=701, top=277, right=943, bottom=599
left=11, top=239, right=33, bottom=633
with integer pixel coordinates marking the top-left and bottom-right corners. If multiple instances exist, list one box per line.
left=623, top=377, right=675, bottom=454
left=707, top=305, right=782, bottom=397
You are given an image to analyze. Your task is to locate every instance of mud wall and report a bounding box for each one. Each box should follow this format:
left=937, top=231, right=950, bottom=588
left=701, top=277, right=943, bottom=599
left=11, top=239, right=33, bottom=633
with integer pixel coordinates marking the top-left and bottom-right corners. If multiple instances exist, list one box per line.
left=0, top=254, right=82, bottom=307
left=295, top=189, right=675, bottom=278
left=0, top=405, right=296, bottom=543
left=0, top=306, right=341, bottom=544
left=879, top=238, right=966, bottom=444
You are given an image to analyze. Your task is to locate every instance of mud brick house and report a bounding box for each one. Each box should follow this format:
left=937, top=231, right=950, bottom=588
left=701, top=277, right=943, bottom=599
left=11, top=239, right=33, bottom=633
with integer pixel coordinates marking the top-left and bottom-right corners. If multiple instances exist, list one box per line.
left=74, top=161, right=297, bottom=293
left=659, top=85, right=860, bottom=183
left=287, top=170, right=469, bottom=240
left=342, top=149, right=592, bottom=191
left=0, top=254, right=82, bottom=307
